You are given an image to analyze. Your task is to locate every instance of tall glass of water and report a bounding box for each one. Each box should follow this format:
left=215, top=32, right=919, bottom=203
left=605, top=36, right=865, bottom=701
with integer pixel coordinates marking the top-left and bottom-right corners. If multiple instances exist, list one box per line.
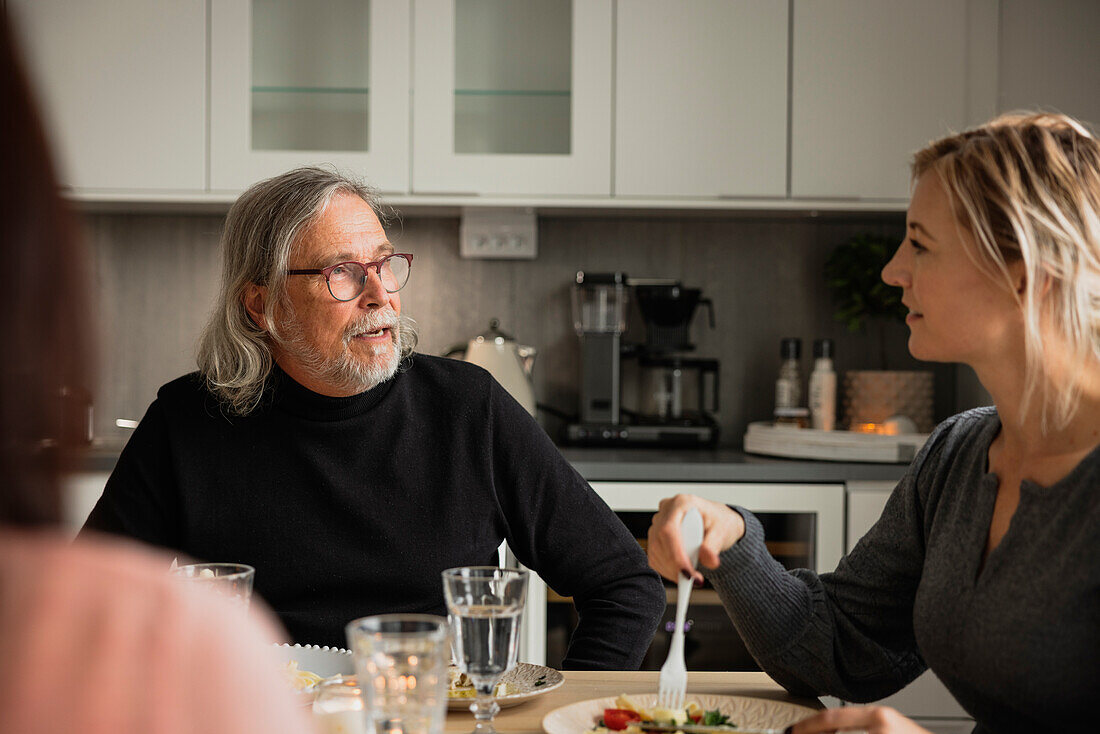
left=441, top=567, right=528, bottom=734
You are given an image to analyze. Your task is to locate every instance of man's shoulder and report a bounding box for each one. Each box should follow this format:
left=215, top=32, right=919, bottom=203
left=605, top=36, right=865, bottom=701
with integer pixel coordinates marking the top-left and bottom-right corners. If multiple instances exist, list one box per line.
left=150, top=371, right=234, bottom=425
left=155, top=371, right=213, bottom=404
left=403, top=353, right=495, bottom=388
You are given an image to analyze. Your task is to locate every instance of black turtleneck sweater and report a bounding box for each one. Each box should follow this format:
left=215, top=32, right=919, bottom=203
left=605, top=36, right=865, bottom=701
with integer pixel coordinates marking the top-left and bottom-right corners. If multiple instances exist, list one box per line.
left=83, top=355, right=664, bottom=669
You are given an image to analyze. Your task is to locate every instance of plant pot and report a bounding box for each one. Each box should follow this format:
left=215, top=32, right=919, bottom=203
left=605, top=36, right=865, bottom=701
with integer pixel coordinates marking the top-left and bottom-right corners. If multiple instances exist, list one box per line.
left=842, top=370, right=934, bottom=433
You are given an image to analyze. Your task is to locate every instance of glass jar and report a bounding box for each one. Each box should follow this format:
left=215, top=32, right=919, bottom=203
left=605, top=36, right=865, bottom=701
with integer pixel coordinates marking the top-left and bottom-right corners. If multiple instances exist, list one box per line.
left=312, top=675, right=368, bottom=734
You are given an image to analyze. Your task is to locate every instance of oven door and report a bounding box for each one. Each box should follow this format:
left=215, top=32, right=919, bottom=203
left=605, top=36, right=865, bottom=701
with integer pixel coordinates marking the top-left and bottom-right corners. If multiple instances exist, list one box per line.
left=517, top=482, right=845, bottom=670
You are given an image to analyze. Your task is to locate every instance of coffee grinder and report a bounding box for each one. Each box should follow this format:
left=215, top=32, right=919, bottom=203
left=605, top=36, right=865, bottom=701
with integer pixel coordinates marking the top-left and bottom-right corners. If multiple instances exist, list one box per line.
left=570, top=272, right=629, bottom=428
left=566, top=272, right=720, bottom=447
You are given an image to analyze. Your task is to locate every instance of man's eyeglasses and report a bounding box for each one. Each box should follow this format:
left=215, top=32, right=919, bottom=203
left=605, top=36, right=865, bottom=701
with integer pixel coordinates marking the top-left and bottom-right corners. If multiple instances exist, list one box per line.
left=286, top=253, right=413, bottom=302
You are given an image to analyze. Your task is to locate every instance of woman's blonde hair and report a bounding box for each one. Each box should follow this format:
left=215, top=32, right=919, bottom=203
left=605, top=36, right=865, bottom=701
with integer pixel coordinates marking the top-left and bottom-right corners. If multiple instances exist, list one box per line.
left=196, top=166, right=412, bottom=416
left=912, top=112, right=1100, bottom=430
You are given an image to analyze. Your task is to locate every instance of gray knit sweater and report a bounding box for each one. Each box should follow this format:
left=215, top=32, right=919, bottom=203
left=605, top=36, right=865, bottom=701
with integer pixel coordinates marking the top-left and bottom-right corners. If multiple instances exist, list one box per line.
left=706, top=407, right=1098, bottom=733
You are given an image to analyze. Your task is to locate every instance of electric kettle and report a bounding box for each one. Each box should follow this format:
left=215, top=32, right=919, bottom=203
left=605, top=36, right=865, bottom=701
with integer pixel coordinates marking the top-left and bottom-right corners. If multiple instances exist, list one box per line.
left=445, top=319, right=538, bottom=417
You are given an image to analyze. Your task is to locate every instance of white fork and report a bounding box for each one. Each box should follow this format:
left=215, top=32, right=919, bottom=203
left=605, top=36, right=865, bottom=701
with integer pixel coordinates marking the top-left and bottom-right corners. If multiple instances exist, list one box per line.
left=656, top=507, right=704, bottom=711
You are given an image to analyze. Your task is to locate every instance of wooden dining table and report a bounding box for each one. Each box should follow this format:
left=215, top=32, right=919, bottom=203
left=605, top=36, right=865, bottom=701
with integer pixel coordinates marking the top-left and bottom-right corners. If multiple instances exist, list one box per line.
left=443, top=671, right=821, bottom=734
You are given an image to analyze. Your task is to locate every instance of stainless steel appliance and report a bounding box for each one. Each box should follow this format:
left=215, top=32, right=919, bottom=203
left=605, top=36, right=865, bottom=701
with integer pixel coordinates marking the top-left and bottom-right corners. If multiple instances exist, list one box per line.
left=566, top=273, right=720, bottom=447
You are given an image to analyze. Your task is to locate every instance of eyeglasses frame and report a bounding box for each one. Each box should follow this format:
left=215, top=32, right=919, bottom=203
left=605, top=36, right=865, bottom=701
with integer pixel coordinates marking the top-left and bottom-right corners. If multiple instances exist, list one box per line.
left=286, top=253, right=414, bottom=301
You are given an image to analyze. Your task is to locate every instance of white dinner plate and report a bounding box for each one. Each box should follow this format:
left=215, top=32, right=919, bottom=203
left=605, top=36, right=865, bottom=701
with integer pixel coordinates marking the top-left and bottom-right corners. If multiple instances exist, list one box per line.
left=449, top=663, right=565, bottom=711
left=541, top=693, right=817, bottom=734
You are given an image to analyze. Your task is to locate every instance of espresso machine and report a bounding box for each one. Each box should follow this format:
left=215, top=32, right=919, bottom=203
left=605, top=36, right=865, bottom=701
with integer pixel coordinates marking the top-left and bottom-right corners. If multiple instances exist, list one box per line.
left=566, top=272, right=720, bottom=447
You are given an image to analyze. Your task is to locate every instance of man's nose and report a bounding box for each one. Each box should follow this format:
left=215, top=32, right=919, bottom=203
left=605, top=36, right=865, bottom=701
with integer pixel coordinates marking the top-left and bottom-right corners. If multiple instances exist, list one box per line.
left=355, top=266, right=391, bottom=307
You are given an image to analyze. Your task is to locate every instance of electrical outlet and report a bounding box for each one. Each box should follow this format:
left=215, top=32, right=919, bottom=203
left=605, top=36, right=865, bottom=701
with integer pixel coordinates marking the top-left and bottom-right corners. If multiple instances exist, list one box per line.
left=460, top=207, right=538, bottom=259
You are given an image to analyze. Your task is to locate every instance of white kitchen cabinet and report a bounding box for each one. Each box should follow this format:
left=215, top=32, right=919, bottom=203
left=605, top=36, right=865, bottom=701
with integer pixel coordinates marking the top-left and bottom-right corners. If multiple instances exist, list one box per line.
left=845, top=481, right=973, bottom=732
left=615, top=1, right=788, bottom=198
left=790, top=0, right=999, bottom=200
left=411, top=0, right=612, bottom=196
left=8, top=0, right=206, bottom=193
left=209, top=0, right=410, bottom=193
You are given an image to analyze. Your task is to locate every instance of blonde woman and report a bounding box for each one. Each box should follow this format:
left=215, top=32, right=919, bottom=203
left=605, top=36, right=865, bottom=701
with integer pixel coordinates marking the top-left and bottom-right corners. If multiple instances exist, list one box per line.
left=648, top=112, right=1100, bottom=733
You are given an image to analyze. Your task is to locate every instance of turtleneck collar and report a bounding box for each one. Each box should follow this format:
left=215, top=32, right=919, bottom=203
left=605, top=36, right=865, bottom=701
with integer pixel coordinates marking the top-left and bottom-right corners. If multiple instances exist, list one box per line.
left=266, top=361, right=401, bottom=421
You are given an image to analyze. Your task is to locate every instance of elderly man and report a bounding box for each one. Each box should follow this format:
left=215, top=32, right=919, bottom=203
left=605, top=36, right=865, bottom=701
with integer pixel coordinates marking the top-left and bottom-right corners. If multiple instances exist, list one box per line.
left=83, top=167, right=664, bottom=670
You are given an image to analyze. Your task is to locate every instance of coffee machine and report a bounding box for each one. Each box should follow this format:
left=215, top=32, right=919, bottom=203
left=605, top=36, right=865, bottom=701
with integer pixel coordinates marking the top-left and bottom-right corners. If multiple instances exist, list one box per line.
left=566, top=272, right=720, bottom=447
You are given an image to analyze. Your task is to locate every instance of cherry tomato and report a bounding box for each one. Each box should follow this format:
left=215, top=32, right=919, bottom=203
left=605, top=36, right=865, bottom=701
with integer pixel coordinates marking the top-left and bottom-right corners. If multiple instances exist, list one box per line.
left=603, top=709, right=643, bottom=730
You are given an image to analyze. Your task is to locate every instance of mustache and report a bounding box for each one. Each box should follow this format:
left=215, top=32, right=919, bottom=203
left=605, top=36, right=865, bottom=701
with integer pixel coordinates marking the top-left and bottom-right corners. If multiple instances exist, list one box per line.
left=343, top=307, right=400, bottom=341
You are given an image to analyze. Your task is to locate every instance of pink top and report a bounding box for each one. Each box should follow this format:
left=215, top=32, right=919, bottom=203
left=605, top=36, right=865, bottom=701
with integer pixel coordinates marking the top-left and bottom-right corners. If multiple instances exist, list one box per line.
left=0, top=531, right=314, bottom=734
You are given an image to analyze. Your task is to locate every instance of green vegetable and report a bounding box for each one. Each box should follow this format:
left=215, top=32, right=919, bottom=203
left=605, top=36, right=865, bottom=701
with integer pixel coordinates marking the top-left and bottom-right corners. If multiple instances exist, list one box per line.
left=701, top=710, right=733, bottom=727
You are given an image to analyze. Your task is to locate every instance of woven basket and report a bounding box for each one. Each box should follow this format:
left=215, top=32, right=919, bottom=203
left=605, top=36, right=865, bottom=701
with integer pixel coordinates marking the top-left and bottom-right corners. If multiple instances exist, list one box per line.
left=842, top=370, right=934, bottom=433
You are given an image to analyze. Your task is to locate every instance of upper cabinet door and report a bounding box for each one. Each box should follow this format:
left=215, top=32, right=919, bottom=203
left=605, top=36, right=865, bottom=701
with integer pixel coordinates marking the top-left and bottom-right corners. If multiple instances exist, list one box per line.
left=615, top=1, right=788, bottom=198
left=9, top=0, right=206, bottom=193
left=210, top=0, right=410, bottom=194
left=791, top=0, right=998, bottom=200
left=412, top=0, right=612, bottom=196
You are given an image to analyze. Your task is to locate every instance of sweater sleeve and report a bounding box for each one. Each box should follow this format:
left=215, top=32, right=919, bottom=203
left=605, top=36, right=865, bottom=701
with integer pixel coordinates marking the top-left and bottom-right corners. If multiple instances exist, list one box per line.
left=80, top=397, right=184, bottom=552
left=703, top=420, right=958, bottom=702
left=485, top=381, right=665, bottom=670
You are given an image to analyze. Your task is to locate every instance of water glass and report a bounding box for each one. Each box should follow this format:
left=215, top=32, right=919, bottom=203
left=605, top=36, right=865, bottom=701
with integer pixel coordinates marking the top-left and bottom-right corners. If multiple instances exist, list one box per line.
left=170, top=562, right=255, bottom=610
left=441, top=567, right=528, bottom=734
left=346, top=614, right=450, bottom=734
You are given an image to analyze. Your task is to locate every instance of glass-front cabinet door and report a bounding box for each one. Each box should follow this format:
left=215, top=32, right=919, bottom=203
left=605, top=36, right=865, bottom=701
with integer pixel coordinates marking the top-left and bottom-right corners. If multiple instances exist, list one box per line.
left=210, top=0, right=410, bottom=194
left=412, top=0, right=612, bottom=196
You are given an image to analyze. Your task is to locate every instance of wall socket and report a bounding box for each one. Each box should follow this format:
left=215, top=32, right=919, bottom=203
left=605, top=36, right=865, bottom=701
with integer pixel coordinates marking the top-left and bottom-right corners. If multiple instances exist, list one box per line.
left=460, top=207, right=538, bottom=259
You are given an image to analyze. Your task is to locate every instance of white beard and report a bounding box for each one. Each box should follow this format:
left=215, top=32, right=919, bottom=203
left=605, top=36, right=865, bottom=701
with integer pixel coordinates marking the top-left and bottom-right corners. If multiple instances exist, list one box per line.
left=275, top=306, right=406, bottom=394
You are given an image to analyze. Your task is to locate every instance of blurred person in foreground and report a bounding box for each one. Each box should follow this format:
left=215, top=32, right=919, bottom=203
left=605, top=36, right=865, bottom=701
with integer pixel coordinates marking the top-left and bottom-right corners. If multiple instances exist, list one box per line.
left=81, top=163, right=664, bottom=667
left=0, top=14, right=311, bottom=734
left=648, top=112, right=1100, bottom=733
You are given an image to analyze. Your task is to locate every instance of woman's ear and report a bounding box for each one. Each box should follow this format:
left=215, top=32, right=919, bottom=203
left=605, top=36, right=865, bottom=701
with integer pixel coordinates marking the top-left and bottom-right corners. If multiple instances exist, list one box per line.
left=243, top=284, right=268, bottom=331
left=1008, top=258, right=1028, bottom=295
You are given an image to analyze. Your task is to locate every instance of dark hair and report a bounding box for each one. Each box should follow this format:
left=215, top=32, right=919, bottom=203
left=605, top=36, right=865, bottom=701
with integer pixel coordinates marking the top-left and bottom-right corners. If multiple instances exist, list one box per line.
left=0, top=14, right=93, bottom=526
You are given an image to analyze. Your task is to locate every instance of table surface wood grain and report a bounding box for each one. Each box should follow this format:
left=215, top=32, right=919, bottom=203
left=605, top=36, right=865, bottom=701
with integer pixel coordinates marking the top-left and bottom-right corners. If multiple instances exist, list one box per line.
left=443, top=671, right=820, bottom=734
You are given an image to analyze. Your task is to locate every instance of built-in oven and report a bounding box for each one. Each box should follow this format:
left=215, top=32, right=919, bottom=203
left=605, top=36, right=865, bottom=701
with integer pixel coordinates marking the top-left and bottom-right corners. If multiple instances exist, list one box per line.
left=515, top=482, right=845, bottom=670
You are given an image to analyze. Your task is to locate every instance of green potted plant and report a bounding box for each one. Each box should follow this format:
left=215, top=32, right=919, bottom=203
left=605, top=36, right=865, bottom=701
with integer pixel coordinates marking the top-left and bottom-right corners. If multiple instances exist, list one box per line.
left=824, top=233, right=907, bottom=369
left=823, top=233, right=933, bottom=432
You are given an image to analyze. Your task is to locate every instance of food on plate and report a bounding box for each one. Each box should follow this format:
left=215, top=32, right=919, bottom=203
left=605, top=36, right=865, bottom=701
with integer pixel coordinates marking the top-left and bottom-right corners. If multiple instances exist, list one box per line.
left=585, top=695, right=736, bottom=733
left=281, top=660, right=324, bottom=691
left=446, top=665, right=514, bottom=698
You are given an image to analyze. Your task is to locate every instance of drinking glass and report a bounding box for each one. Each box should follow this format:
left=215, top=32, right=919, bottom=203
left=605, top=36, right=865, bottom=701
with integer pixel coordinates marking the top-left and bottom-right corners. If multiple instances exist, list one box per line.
left=441, top=567, right=528, bottom=734
left=313, top=675, right=368, bottom=734
left=170, top=562, right=255, bottom=610
left=346, top=614, right=450, bottom=734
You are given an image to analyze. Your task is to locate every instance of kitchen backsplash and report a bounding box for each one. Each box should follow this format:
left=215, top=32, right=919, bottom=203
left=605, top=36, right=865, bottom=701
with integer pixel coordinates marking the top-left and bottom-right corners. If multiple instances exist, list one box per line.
left=82, top=209, right=963, bottom=448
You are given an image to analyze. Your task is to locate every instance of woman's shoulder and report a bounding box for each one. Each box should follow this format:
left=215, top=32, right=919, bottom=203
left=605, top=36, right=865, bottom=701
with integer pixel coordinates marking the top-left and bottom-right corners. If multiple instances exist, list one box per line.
left=0, top=531, right=308, bottom=734
left=908, top=406, right=999, bottom=486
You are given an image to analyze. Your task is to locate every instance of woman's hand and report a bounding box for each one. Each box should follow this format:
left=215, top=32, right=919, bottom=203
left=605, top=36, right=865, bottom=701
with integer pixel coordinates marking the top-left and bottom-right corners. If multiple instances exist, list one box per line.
left=647, top=494, right=745, bottom=583
left=790, top=706, right=933, bottom=733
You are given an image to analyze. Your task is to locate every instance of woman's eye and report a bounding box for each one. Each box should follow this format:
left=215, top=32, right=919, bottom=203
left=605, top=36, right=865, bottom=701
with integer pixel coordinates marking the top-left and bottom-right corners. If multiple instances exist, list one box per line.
left=909, top=238, right=926, bottom=252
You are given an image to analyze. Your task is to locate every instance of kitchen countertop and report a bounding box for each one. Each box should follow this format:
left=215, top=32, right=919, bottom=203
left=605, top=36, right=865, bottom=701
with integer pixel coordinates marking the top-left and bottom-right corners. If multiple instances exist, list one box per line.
left=559, top=447, right=909, bottom=483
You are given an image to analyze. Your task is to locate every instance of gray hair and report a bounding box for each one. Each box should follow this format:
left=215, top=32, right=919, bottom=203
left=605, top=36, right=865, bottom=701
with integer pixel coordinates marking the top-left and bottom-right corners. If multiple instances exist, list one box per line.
left=197, top=166, right=415, bottom=415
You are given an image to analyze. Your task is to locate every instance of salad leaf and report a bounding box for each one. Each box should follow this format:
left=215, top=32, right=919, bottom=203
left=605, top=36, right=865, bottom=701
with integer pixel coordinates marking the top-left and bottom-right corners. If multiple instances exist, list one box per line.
left=701, top=710, right=732, bottom=727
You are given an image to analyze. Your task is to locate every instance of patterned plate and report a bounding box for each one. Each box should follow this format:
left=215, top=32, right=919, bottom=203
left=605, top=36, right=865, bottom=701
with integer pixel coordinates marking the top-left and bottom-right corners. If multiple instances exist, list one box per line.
left=448, top=663, right=565, bottom=711
left=541, top=693, right=817, bottom=733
